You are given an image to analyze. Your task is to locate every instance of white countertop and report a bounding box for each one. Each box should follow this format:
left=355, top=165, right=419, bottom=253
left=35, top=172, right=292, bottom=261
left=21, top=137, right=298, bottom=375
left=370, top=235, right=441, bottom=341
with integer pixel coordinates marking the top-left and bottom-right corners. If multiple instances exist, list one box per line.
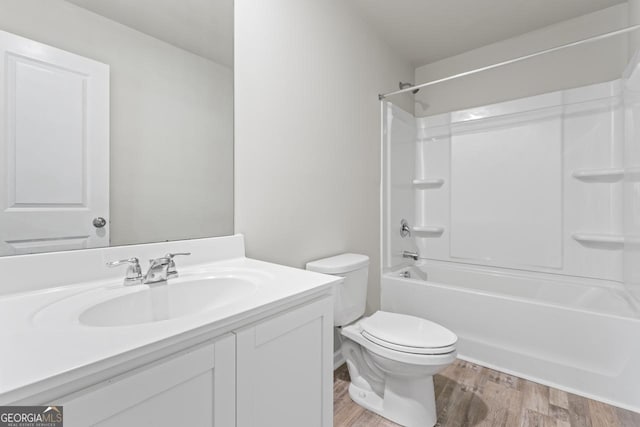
left=0, top=256, right=339, bottom=403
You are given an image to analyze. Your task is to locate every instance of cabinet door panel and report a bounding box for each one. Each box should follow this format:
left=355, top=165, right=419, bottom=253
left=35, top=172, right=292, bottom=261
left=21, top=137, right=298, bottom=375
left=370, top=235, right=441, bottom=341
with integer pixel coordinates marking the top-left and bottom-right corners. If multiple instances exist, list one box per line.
left=59, top=334, right=236, bottom=427
left=236, top=297, right=333, bottom=427
left=95, top=372, right=213, bottom=427
left=214, top=332, right=236, bottom=427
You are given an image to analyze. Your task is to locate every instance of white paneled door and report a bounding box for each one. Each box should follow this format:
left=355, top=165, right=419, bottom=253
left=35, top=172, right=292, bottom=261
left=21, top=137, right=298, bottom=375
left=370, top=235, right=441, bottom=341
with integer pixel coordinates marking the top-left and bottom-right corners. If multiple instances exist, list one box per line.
left=0, top=30, right=109, bottom=256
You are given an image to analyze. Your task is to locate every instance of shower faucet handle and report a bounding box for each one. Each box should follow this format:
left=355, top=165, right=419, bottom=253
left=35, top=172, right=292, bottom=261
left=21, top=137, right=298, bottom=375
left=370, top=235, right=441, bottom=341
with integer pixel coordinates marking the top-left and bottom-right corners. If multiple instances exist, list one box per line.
left=400, top=219, right=411, bottom=238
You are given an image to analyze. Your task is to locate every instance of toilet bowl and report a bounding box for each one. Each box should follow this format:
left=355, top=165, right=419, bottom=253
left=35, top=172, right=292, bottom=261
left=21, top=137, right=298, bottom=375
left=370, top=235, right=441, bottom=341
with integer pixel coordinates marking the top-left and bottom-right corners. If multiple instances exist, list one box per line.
left=306, top=254, right=457, bottom=427
left=342, top=311, right=457, bottom=426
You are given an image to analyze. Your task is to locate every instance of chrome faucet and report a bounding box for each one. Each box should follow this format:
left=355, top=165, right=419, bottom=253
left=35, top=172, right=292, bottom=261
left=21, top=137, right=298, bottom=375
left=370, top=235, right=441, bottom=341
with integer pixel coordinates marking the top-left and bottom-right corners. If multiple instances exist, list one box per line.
left=107, top=253, right=191, bottom=285
left=107, top=257, right=143, bottom=285
left=143, top=252, right=191, bottom=284
left=402, top=251, right=419, bottom=261
left=165, top=252, right=191, bottom=279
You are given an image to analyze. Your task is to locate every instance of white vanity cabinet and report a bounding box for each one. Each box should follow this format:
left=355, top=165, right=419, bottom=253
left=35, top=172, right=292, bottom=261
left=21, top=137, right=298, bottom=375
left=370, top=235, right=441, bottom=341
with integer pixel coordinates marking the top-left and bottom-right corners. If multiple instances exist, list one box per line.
left=47, top=295, right=333, bottom=427
left=58, top=334, right=236, bottom=427
left=236, top=296, right=334, bottom=427
left=1, top=236, right=338, bottom=426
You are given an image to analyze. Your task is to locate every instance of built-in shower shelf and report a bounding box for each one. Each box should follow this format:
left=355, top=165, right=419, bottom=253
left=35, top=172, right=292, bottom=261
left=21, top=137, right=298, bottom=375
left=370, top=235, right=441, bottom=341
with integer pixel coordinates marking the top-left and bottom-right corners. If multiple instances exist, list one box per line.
left=412, top=178, right=445, bottom=188
left=412, top=226, right=445, bottom=235
left=572, top=168, right=624, bottom=182
left=572, top=233, right=625, bottom=245
left=626, top=166, right=640, bottom=180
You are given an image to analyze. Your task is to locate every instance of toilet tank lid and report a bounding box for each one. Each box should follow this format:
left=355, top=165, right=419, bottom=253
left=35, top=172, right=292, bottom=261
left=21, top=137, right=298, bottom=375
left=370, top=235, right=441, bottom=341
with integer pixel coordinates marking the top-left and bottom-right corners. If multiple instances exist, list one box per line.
left=306, top=253, right=369, bottom=274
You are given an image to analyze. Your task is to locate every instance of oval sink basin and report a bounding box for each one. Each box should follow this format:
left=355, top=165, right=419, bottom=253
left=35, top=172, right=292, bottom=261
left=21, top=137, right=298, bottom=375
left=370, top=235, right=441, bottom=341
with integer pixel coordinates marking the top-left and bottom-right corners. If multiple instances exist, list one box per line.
left=79, top=277, right=256, bottom=327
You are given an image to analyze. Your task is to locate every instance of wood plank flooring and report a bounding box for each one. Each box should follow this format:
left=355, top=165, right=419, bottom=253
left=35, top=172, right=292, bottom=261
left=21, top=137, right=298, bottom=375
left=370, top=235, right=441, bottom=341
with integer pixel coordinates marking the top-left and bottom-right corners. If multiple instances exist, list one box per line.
left=334, top=360, right=640, bottom=427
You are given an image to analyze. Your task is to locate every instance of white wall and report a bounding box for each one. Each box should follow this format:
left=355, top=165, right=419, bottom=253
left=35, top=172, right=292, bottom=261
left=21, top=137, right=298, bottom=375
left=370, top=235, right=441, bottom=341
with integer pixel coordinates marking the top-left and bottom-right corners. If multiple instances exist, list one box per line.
left=414, top=4, right=630, bottom=116
left=234, top=0, right=413, bottom=314
left=0, top=0, right=234, bottom=246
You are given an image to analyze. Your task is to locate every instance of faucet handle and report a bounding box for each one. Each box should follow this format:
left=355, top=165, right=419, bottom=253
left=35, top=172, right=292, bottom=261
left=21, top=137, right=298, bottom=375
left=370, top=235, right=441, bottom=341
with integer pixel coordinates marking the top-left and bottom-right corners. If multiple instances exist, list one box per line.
left=166, top=252, right=191, bottom=259
left=400, top=219, right=411, bottom=238
left=106, top=257, right=143, bottom=285
left=165, top=252, right=191, bottom=277
left=107, top=257, right=140, bottom=267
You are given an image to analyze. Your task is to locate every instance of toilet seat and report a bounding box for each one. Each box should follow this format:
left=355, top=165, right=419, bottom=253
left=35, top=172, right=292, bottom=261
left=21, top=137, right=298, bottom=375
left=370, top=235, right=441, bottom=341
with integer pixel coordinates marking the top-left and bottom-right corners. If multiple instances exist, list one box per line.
left=342, top=322, right=457, bottom=367
left=360, top=311, right=457, bottom=355
left=361, top=331, right=456, bottom=355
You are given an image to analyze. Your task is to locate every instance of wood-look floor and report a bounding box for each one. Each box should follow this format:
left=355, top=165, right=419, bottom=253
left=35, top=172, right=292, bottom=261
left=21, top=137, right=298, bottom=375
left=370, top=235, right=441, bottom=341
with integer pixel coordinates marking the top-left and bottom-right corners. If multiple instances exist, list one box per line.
left=334, top=360, right=640, bottom=427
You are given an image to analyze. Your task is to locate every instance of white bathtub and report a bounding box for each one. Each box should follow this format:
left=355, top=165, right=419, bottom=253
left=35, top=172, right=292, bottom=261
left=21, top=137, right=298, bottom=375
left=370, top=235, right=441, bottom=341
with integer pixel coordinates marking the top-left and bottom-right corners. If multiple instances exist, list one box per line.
left=381, top=260, right=640, bottom=412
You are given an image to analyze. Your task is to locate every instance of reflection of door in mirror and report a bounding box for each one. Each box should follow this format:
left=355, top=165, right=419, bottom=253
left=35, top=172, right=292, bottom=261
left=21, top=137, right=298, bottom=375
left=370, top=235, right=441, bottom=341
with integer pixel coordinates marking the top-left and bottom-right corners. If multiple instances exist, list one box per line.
left=0, top=30, right=109, bottom=256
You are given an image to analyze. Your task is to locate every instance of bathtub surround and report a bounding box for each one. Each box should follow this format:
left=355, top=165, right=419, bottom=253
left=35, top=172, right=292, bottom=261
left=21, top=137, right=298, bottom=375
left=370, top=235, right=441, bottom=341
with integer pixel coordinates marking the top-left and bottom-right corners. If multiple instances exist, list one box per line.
left=234, top=0, right=413, bottom=315
left=400, top=81, right=626, bottom=280
left=381, top=60, right=640, bottom=410
left=624, top=8, right=640, bottom=303
left=624, top=90, right=640, bottom=303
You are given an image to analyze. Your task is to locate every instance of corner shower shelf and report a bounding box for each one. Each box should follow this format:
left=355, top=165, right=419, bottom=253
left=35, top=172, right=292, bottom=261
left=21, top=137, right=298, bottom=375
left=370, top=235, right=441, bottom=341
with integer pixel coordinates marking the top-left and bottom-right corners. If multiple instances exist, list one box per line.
left=627, top=166, right=640, bottom=180
left=412, top=226, right=445, bottom=235
left=572, top=233, right=625, bottom=245
left=412, top=178, right=445, bottom=188
left=572, top=168, right=624, bottom=182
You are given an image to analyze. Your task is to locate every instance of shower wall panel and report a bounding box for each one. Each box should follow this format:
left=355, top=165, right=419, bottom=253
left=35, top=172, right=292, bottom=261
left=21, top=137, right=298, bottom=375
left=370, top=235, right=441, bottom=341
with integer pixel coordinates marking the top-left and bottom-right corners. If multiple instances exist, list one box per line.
left=413, top=80, right=624, bottom=282
left=624, top=55, right=640, bottom=300
left=382, top=103, right=417, bottom=269
left=450, top=106, right=563, bottom=269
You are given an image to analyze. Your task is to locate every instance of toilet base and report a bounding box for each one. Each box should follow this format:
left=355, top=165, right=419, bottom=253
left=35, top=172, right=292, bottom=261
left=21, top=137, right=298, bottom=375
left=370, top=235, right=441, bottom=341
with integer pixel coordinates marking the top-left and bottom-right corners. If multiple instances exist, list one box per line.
left=348, top=382, right=384, bottom=416
left=340, top=317, right=456, bottom=427
left=347, top=374, right=437, bottom=427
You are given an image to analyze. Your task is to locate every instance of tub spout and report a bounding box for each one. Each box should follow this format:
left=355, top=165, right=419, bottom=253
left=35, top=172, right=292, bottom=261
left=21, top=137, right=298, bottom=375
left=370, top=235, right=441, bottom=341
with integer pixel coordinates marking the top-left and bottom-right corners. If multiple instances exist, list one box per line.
left=402, top=251, right=419, bottom=261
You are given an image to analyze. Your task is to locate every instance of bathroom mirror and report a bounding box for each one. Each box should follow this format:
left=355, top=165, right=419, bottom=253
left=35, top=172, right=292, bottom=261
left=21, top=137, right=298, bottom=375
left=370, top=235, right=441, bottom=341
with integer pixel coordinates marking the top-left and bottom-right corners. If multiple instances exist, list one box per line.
left=0, top=0, right=234, bottom=256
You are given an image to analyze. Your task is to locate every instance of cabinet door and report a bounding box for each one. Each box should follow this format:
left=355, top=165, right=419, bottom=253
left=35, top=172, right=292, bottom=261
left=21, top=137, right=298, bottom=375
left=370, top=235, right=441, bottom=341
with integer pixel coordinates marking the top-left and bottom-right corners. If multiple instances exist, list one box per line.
left=236, top=297, right=333, bottom=427
left=59, top=334, right=235, bottom=427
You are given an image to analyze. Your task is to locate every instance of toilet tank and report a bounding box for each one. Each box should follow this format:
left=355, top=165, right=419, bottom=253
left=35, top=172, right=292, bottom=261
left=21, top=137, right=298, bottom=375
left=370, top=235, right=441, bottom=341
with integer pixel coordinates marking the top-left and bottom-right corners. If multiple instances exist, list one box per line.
left=306, top=253, right=369, bottom=327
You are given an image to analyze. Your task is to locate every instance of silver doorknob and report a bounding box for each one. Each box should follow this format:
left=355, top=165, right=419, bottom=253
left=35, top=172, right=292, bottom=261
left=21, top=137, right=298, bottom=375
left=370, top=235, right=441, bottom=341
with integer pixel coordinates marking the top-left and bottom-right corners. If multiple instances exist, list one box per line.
left=93, top=217, right=107, bottom=228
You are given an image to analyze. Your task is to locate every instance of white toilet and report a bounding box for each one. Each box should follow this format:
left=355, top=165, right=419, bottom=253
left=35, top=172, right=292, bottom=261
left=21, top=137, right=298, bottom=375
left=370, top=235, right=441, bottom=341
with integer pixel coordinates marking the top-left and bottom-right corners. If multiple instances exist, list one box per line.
left=307, top=253, right=457, bottom=427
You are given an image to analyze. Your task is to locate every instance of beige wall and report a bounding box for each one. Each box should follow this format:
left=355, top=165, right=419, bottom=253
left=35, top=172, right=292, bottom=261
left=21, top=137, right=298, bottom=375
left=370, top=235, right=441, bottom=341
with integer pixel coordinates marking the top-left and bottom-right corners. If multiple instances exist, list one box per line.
left=234, top=0, right=413, bottom=314
left=631, top=0, right=640, bottom=56
left=414, top=4, right=630, bottom=117
left=0, top=0, right=234, bottom=246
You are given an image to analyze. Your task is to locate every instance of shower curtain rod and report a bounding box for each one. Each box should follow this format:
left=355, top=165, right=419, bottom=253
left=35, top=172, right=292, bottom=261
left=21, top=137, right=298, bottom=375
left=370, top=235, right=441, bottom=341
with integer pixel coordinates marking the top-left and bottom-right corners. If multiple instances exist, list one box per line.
left=379, top=24, right=640, bottom=100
